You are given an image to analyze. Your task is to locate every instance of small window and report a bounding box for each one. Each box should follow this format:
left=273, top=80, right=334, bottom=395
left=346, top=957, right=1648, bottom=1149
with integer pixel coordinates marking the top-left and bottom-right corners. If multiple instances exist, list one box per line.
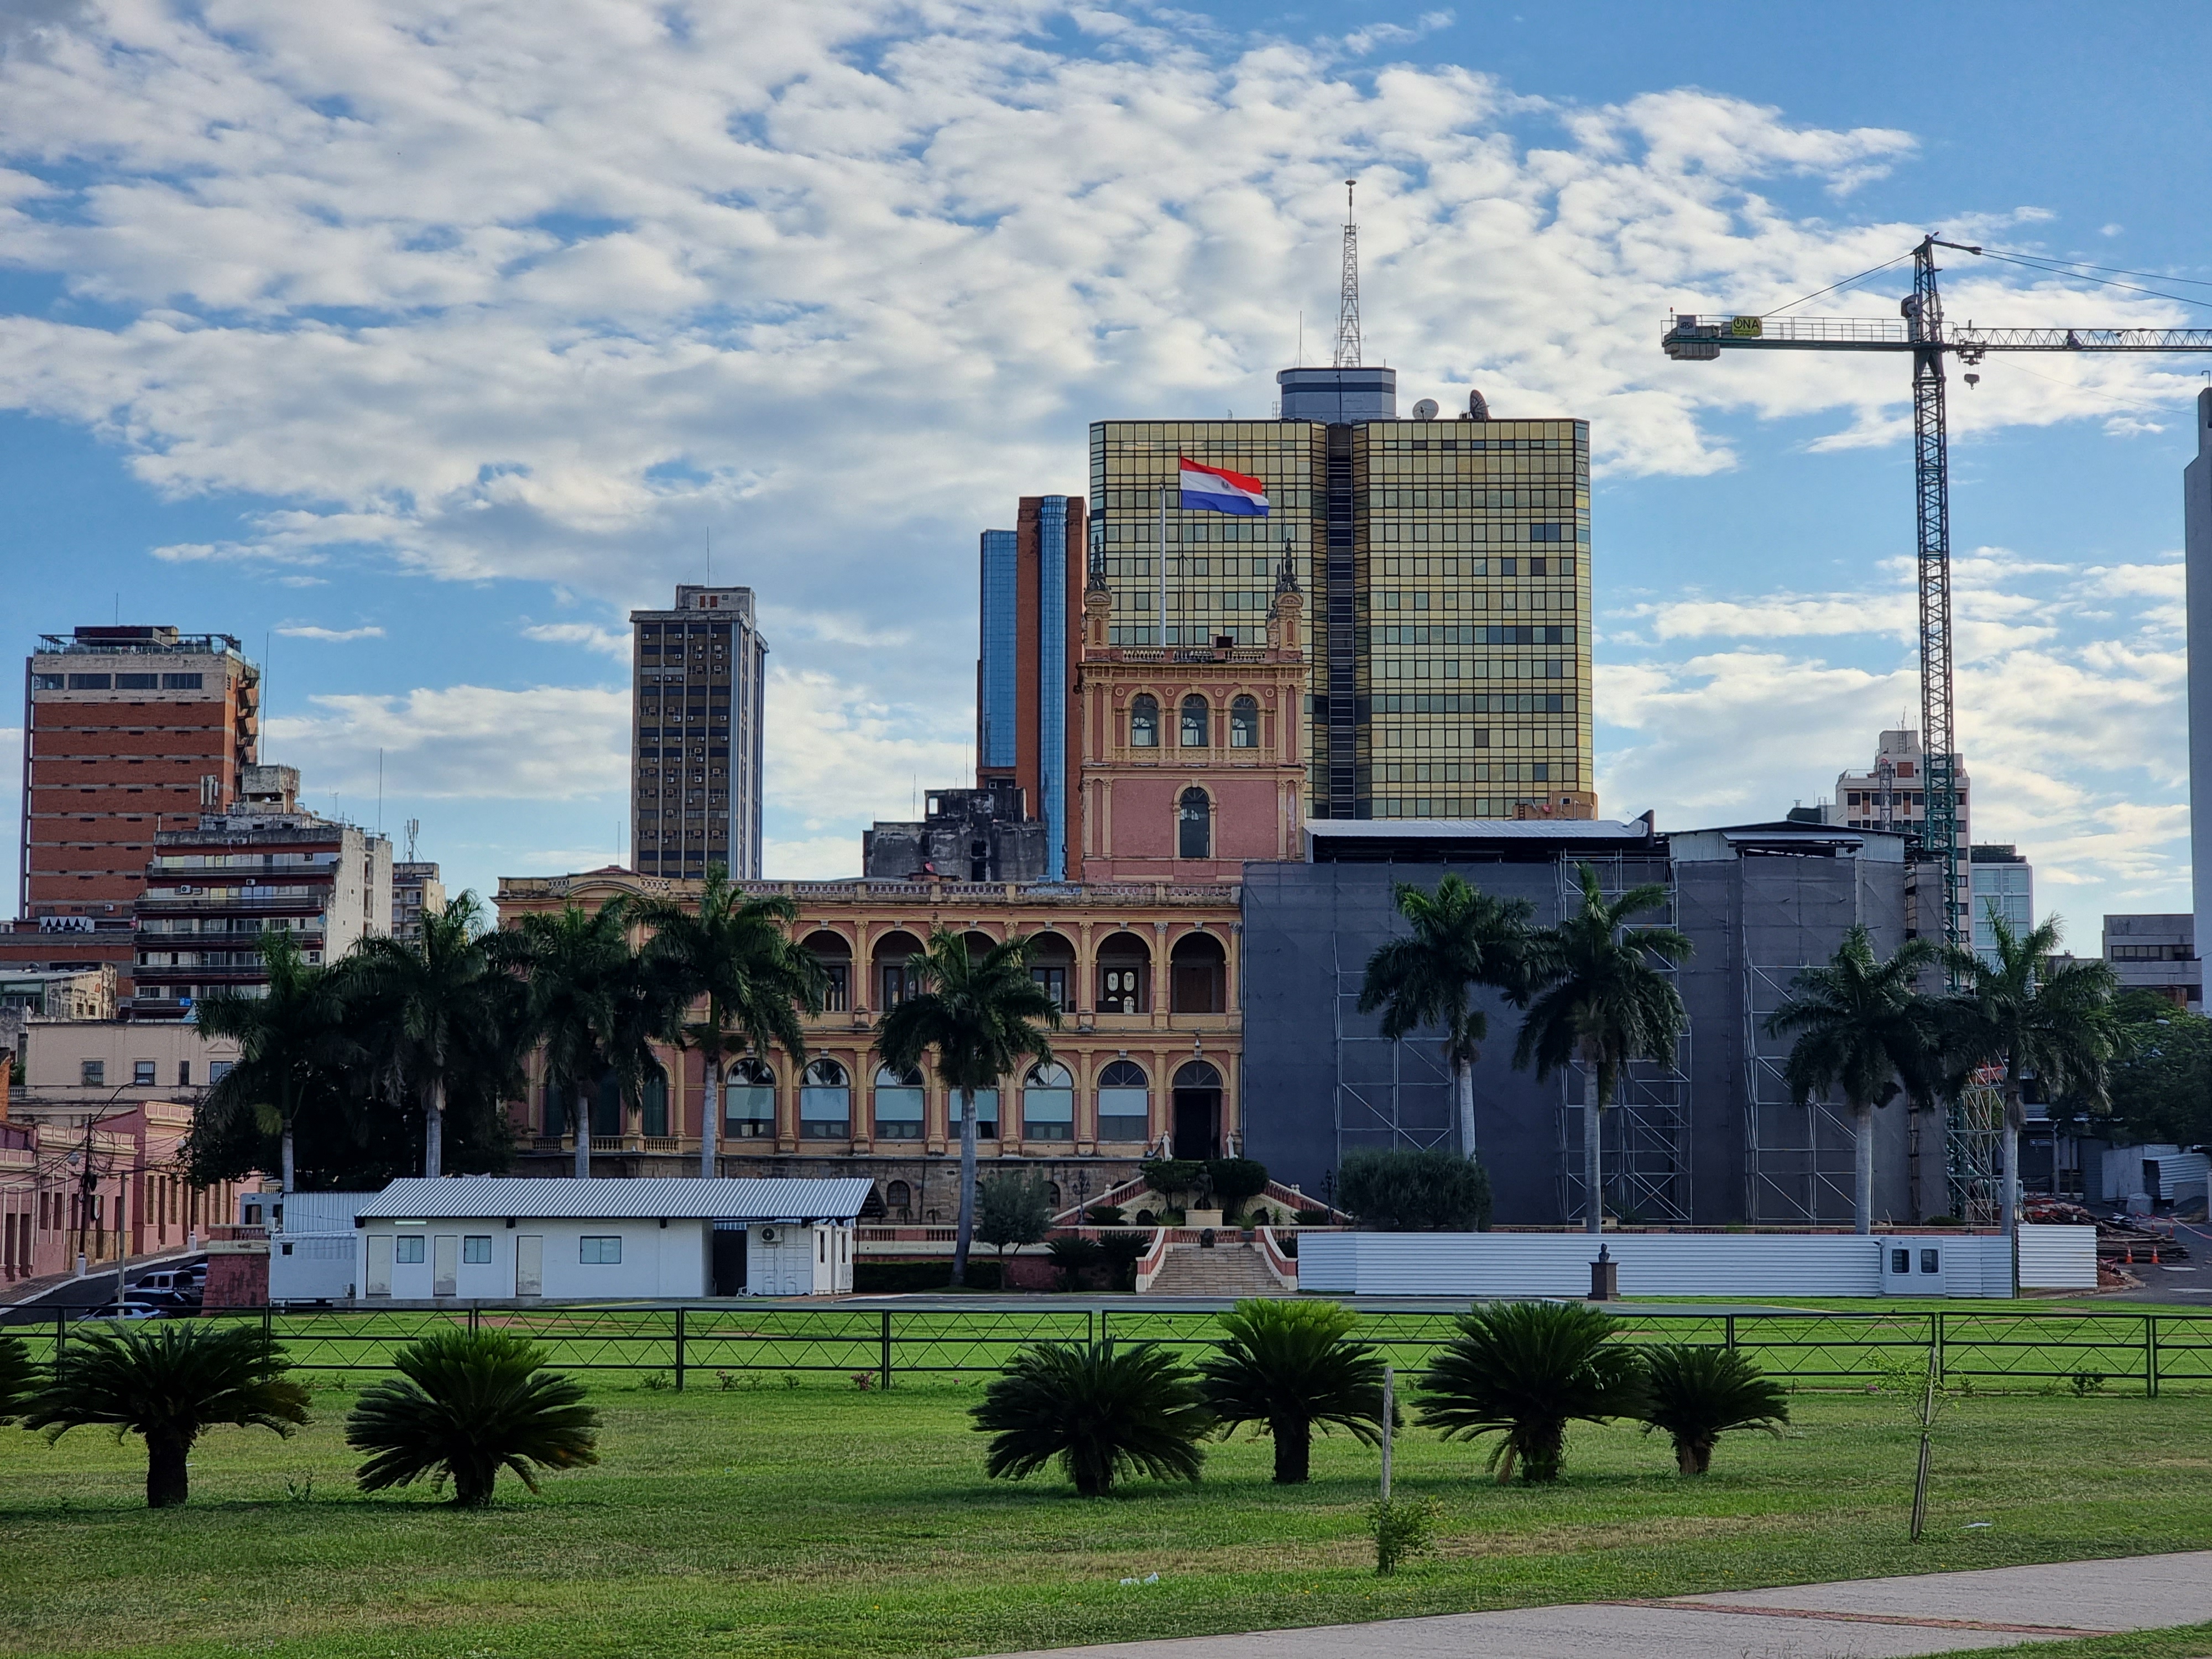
left=1180, top=695, right=1209, bottom=747
left=1229, top=696, right=1259, bottom=748
left=67, top=673, right=111, bottom=690
left=208, top=1060, right=233, bottom=1083
left=1129, top=694, right=1159, bottom=748
left=133, top=1061, right=156, bottom=1087
left=580, top=1236, right=623, bottom=1264
left=178, top=1061, right=191, bottom=1087
left=462, top=1236, right=492, bottom=1264
left=395, top=1235, right=426, bottom=1265
left=1178, top=788, right=1212, bottom=859
left=1920, top=1248, right=1941, bottom=1275
left=161, top=672, right=204, bottom=690
left=1890, top=1248, right=1911, bottom=1276
left=31, top=673, right=63, bottom=691
left=81, top=1061, right=105, bottom=1087
left=115, top=672, right=160, bottom=690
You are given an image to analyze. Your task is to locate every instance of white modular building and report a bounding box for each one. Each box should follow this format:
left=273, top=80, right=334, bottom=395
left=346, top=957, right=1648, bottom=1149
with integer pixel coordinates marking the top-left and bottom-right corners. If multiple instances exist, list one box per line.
left=353, top=1177, right=869, bottom=1302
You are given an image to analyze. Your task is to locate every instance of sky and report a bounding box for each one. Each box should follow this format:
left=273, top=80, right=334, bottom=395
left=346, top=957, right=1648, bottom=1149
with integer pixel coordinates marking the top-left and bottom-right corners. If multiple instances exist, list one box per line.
left=3, top=0, right=2209, bottom=948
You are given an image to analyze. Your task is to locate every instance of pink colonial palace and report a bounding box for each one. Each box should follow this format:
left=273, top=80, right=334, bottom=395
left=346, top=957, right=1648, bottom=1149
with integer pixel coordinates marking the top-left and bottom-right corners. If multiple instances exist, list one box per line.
left=491, top=562, right=1310, bottom=1216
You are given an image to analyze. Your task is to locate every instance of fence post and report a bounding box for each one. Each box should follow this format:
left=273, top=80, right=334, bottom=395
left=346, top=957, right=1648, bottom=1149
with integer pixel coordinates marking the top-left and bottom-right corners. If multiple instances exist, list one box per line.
left=54, top=1305, right=65, bottom=1363
left=1097, top=1307, right=1108, bottom=1353
left=1932, top=1312, right=1945, bottom=1385
left=1724, top=1314, right=1736, bottom=1354
left=880, top=1310, right=891, bottom=1391
left=675, top=1307, right=687, bottom=1392
left=468, top=1304, right=481, bottom=1334
left=263, top=1304, right=273, bottom=1342
left=2146, top=1315, right=2158, bottom=1399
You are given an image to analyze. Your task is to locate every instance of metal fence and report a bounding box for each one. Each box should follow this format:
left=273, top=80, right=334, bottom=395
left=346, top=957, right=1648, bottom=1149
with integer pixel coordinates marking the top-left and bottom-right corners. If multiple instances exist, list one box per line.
left=14, top=1303, right=2210, bottom=1395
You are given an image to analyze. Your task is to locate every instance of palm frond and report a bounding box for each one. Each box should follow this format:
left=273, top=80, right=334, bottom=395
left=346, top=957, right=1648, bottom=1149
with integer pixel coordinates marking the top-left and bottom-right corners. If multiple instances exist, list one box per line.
left=972, top=1342, right=1211, bottom=1497
left=1415, top=1301, right=1646, bottom=1484
left=1638, top=1344, right=1790, bottom=1475
left=1195, top=1300, right=1385, bottom=1483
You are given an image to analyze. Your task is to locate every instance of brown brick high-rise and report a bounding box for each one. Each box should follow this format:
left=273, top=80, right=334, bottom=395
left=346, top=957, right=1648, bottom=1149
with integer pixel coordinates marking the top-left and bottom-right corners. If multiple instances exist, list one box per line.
left=20, top=627, right=260, bottom=920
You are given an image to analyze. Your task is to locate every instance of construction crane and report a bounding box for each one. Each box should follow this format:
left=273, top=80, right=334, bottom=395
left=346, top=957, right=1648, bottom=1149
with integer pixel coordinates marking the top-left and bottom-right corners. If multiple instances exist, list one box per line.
left=1663, top=236, right=2212, bottom=951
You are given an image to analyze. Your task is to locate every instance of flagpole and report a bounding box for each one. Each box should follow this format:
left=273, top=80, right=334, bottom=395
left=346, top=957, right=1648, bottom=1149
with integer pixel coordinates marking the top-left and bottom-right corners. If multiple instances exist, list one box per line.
left=1158, top=479, right=1169, bottom=649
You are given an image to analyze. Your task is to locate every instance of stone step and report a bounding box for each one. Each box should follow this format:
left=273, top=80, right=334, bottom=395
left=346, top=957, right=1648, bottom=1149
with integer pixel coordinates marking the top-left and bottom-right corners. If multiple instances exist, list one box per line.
left=1145, top=1243, right=1288, bottom=1297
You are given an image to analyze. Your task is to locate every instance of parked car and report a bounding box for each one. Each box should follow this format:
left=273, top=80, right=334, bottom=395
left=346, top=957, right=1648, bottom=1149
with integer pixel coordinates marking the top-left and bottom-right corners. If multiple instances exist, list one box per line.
left=77, top=1300, right=169, bottom=1321
left=131, top=1269, right=202, bottom=1302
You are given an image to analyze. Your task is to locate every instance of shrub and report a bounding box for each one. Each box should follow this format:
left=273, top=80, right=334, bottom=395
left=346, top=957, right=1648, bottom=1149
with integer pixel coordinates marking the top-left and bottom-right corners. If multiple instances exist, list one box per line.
left=1138, top=1158, right=1207, bottom=1202
left=1296, top=1209, right=1330, bottom=1226
left=1046, top=1234, right=1104, bottom=1290
left=1416, top=1301, right=1645, bottom=1484
left=23, top=1322, right=309, bottom=1507
left=1204, top=1157, right=1269, bottom=1214
left=1337, top=1148, right=1493, bottom=1230
left=1245, top=1206, right=1274, bottom=1228
left=972, top=1343, right=1212, bottom=1497
left=1084, top=1205, right=1126, bottom=1226
left=1370, top=1494, right=1439, bottom=1575
left=346, top=1328, right=599, bottom=1507
left=1096, top=1232, right=1150, bottom=1290
left=976, top=1173, right=1055, bottom=1258
left=1195, top=1300, right=1387, bottom=1484
left=1134, top=1209, right=1157, bottom=1226
left=1638, top=1344, right=1790, bottom=1475
left=0, top=1334, right=35, bottom=1421
left=1276, top=1233, right=1299, bottom=1259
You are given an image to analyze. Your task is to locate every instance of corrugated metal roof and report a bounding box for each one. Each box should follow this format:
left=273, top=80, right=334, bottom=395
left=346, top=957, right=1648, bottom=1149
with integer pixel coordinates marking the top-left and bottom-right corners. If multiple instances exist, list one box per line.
left=356, top=1177, right=872, bottom=1222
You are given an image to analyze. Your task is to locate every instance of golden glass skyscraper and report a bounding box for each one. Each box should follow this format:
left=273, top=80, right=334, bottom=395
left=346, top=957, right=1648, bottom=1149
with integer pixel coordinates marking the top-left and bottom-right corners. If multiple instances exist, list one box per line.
left=1089, top=372, right=1593, bottom=821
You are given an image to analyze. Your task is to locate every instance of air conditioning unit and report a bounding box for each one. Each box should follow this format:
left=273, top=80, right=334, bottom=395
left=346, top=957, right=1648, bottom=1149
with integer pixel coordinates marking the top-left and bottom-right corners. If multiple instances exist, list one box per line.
left=757, top=1224, right=782, bottom=1246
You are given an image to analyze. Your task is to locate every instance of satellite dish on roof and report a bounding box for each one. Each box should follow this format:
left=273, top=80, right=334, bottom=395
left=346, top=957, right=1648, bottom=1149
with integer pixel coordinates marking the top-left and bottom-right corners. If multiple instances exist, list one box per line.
left=1412, top=398, right=1439, bottom=421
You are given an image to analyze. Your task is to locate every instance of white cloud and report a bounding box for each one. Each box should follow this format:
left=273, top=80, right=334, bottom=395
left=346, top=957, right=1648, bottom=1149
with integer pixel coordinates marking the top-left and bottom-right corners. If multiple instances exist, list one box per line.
left=275, top=623, right=384, bottom=641
left=765, top=665, right=968, bottom=836
left=267, top=685, right=629, bottom=801
left=521, top=622, right=631, bottom=659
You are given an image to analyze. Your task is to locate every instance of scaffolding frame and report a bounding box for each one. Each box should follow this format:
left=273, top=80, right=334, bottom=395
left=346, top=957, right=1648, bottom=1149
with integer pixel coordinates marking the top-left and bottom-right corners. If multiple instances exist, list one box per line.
left=1947, top=1075, right=2006, bottom=1225
left=1743, top=957, right=1861, bottom=1223
left=1332, top=932, right=1457, bottom=1160
left=1552, top=855, right=1693, bottom=1225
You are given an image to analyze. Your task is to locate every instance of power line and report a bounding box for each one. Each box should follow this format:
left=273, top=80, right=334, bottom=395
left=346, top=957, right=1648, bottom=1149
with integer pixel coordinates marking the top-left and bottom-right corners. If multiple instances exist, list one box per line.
left=1967, top=247, right=2212, bottom=312
left=1760, top=251, right=1915, bottom=318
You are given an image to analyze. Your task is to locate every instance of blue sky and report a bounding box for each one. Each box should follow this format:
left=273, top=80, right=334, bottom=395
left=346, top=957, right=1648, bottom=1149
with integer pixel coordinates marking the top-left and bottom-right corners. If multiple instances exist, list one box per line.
left=3, top=1, right=2208, bottom=945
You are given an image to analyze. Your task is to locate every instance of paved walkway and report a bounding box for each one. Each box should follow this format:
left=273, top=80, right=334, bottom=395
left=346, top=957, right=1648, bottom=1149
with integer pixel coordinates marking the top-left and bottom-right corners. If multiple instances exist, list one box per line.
left=979, top=1550, right=2212, bottom=1658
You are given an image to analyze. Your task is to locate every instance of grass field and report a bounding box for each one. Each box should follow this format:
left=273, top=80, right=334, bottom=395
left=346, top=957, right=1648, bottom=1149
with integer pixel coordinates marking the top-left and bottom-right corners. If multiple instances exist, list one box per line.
left=2, top=1370, right=2209, bottom=1659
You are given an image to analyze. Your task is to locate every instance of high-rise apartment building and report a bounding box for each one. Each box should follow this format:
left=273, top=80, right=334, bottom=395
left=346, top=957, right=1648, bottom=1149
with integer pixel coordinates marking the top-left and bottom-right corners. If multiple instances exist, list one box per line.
left=629, top=586, right=768, bottom=880
left=1087, top=376, right=1593, bottom=821
left=391, top=862, right=446, bottom=942
left=975, top=495, right=1089, bottom=878
left=2185, top=388, right=2212, bottom=959
left=19, top=627, right=260, bottom=919
left=1825, top=727, right=1972, bottom=926
left=2104, top=913, right=2201, bottom=1008
left=1968, top=843, right=2032, bottom=967
left=131, top=765, right=393, bottom=1020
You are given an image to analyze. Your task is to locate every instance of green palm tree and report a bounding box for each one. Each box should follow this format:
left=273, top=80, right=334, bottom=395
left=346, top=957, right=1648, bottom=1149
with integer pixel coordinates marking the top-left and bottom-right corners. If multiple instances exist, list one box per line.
left=194, top=930, right=358, bottom=1192
left=877, top=929, right=1061, bottom=1286
left=1359, top=873, right=1535, bottom=1157
left=504, top=900, right=631, bottom=1180
left=972, top=1342, right=1211, bottom=1497
left=22, top=1323, right=309, bottom=1507
left=1415, top=1300, right=1646, bottom=1484
left=1938, top=914, right=2120, bottom=1236
left=1638, top=1344, right=1790, bottom=1475
left=346, top=1328, right=601, bottom=1507
left=350, top=891, right=515, bottom=1178
left=1195, top=1299, right=1387, bottom=1484
left=1515, top=863, right=1693, bottom=1233
left=638, top=869, right=824, bottom=1177
left=1765, top=925, right=1943, bottom=1233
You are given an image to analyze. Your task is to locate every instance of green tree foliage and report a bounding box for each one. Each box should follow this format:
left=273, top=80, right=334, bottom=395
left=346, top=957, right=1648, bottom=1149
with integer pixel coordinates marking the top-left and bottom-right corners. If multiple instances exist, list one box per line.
left=1359, top=873, right=1536, bottom=1156
left=637, top=869, right=825, bottom=1177
left=1415, top=1301, right=1646, bottom=1484
left=1766, top=925, right=1943, bottom=1233
left=1195, top=1300, right=1387, bottom=1484
left=1515, top=864, right=1692, bottom=1233
left=503, top=899, right=634, bottom=1180
left=22, top=1324, right=309, bottom=1507
left=1095, top=1231, right=1150, bottom=1290
left=189, top=930, right=358, bottom=1192
left=972, top=1343, right=1211, bottom=1497
left=1204, top=1157, right=1270, bottom=1218
left=1638, top=1344, right=1790, bottom=1475
left=1335, top=1147, right=1493, bottom=1232
left=975, top=1172, right=1055, bottom=1259
left=876, top=929, right=1061, bottom=1286
left=1138, top=1158, right=1207, bottom=1203
left=346, top=1329, right=601, bottom=1507
left=1046, top=1234, right=1103, bottom=1289
left=1938, top=914, right=2119, bottom=1235
left=0, top=1334, right=36, bottom=1421
left=2100, top=993, right=2212, bottom=1149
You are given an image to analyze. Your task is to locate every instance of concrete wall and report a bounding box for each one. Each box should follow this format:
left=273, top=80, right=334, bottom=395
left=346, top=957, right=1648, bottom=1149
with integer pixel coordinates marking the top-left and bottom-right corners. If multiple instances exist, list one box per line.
left=359, top=1217, right=711, bottom=1301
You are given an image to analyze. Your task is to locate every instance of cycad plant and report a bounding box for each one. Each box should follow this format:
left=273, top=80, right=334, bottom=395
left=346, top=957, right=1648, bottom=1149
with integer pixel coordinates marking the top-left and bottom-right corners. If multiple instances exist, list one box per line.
left=972, top=1342, right=1211, bottom=1497
left=0, top=1334, right=36, bottom=1420
left=1196, top=1299, right=1387, bottom=1484
left=346, top=1328, right=600, bottom=1507
left=1639, top=1344, right=1790, bottom=1475
left=1415, top=1301, right=1646, bottom=1484
left=22, top=1323, right=310, bottom=1507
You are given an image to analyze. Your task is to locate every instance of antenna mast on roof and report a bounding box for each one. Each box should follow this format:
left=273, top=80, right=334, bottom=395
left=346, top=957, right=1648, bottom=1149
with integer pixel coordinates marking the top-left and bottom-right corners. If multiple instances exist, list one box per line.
left=1333, top=180, right=1361, bottom=368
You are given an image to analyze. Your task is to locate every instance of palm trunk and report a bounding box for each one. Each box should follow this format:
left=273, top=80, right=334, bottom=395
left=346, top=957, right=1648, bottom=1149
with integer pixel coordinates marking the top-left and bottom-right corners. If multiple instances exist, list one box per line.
left=146, top=1431, right=190, bottom=1507
left=1584, top=1096, right=1602, bottom=1234
left=700, top=1046, right=721, bottom=1179
left=1853, top=1099, right=1874, bottom=1235
left=951, top=1086, right=978, bottom=1288
left=1454, top=1056, right=1477, bottom=1160
left=423, top=1074, right=445, bottom=1180
left=2000, top=1080, right=2023, bottom=1240
left=573, top=1086, right=592, bottom=1181
left=280, top=1119, right=296, bottom=1195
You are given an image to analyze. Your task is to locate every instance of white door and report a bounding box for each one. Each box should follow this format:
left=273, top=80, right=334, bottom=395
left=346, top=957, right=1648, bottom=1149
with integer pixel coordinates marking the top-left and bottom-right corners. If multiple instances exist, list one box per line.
left=366, top=1234, right=393, bottom=1297
left=432, top=1234, right=459, bottom=1297
left=515, top=1234, right=543, bottom=1297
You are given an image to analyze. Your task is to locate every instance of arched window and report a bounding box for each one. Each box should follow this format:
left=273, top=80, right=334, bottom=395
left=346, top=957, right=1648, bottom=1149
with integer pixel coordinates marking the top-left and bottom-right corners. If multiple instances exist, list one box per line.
left=873, top=1063, right=925, bottom=1141
left=1095, top=932, right=1151, bottom=1014
left=1023, top=1062, right=1074, bottom=1141
left=1178, top=787, right=1212, bottom=859
left=873, top=930, right=926, bottom=1010
left=885, top=1180, right=913, bottom=1218
left=1097, top=1060, right=1150, bottom=1142
left=1129, top=693, right=1159, bottom=748
left=1027, top=930, right=1075, bottom=1012
left=800, top=1058, right=851, bottom=1140
left=593, top=1071, right=623, bottom=1139
left=640, top=1064, right=669, bottom=1138
left=724, top=1058, right=775, bottom=1139
left=1230, top=695, right=1259, bottom=748
left=801, top=929, right=851, bottom=1013
left=1180, top=694, right=1209, bottom=747
left=964, top=1086, right=1000, bottom=1141
left=1170, top=931, right=1228, bottom=1013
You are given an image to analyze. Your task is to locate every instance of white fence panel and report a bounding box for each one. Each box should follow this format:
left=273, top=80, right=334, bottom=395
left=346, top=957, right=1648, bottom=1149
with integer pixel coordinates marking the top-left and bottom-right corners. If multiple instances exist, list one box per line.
left=2016, top=1224, right=2096, bottom=1291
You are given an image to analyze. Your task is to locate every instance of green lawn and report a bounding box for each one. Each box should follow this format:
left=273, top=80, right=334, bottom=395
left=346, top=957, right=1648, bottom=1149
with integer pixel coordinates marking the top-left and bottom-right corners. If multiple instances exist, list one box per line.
left=2, top=1375, right=2209, bottom=1659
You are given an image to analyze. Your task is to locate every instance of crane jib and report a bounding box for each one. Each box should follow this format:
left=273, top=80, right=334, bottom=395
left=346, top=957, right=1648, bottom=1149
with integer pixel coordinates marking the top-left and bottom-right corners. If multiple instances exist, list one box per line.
left=1663, top=315, right=2212, bottom=355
